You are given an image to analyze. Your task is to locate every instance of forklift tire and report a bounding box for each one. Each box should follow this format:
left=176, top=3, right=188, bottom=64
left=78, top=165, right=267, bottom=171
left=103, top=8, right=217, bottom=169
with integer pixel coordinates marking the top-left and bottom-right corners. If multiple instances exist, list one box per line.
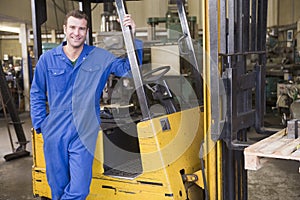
left=40, top=197, right=51, bottom=200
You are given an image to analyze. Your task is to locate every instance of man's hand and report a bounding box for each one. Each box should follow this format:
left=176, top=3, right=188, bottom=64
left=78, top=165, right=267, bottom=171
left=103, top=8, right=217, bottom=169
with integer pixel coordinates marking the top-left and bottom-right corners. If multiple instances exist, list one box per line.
left=122, top=14, right=136, bottom=36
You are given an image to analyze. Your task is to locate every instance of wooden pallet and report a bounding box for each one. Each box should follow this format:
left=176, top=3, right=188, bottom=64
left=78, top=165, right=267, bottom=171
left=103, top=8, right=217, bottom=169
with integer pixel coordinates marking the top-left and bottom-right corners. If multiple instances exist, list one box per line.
left=244, top=129, right=300, bottom=172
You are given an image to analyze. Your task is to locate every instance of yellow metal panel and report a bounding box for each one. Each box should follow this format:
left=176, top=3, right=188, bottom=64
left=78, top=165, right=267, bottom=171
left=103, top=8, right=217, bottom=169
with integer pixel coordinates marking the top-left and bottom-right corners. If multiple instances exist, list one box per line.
left=32, top=167, right=51, bottom=198
left=137, top=107, right=202, bottom=172
left=31, top=129, right=46, bottom=168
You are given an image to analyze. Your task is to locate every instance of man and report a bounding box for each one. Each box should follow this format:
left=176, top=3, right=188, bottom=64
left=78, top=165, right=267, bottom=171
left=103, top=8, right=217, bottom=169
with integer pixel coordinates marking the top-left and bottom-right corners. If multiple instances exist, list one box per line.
left=30, top=10, right=142, bottom=199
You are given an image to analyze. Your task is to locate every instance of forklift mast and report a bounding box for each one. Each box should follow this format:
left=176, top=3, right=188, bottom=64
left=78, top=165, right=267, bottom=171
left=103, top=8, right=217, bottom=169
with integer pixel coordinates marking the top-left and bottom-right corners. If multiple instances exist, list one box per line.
left=203, top=0, right=269, bottom=199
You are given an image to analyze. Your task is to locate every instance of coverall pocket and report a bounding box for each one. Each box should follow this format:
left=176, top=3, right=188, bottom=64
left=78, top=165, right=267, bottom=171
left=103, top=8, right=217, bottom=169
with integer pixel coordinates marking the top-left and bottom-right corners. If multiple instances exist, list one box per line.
left=79, top=65, right=103, bottom=91
left=48, top=68, right=67, bottom=92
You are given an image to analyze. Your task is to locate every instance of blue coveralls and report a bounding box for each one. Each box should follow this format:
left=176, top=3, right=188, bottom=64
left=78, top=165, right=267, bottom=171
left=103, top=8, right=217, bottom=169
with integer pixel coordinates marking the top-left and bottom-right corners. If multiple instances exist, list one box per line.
left=30, top=40, right=143, bottom=200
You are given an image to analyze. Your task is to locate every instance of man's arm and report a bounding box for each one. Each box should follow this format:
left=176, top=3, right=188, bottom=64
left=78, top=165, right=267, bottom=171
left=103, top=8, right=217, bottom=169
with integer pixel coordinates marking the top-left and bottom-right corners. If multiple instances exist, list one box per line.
left=30, top=56, right=48, bottom=133
left=109, top=39, right=143, bottom=77
left=108, top=14, right=143, bottom=76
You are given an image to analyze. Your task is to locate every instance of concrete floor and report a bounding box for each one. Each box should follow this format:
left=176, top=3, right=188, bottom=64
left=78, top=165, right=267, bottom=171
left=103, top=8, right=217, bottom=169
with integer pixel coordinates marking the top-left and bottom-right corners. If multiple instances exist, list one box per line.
left=0, top=112, right=300, bottom=200
left=0, top=112, right=34, bottom=200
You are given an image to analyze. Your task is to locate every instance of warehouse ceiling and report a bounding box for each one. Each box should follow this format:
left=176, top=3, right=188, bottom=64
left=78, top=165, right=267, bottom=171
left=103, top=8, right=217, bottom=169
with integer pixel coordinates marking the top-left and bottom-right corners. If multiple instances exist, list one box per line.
left=0, top=13, right=28, bottom=35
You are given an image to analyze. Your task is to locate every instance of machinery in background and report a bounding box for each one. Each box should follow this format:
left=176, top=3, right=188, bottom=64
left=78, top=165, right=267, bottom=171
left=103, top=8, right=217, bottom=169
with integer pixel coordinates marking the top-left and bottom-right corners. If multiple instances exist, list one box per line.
left=265, top=20, right=300, bottom=120
left=147, top=0, right=198, bottom=41
left=41, top=43, right=60, bottom=53
left=0, top=63, right=30, bottom=161
left=94, top=1, right=137, bottom=104
left=95, top=1, right=124, bottom=56
left=276, top=79, right=300, bottom=125
left=100, top=1, right=121, bottom=32
left=144, top=0, right=202, bottom=111
left=1, top=56, right=25, bottom=112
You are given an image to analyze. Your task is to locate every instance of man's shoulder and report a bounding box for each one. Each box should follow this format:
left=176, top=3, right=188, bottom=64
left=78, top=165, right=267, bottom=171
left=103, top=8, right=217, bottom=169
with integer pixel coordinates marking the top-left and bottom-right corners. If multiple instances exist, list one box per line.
left=90, top=46, right=108, bottom=53
left=88, top=46, right=115, bottom=58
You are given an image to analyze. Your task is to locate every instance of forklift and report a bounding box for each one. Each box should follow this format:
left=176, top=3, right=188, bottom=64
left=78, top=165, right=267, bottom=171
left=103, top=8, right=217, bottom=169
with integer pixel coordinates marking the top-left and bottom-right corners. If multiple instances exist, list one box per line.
left=31, top=0, right=269, bottom=199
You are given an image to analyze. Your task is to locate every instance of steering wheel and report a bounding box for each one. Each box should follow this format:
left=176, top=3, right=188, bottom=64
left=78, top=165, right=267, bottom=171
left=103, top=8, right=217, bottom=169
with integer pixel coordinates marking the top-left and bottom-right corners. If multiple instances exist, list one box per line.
left=143, top=66, right=170, bottom=83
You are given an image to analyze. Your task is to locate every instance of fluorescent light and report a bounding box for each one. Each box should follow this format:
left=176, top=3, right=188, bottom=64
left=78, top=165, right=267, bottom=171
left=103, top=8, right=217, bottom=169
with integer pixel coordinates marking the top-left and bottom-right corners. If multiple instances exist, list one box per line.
left=0, top=25, right=20, bottom=33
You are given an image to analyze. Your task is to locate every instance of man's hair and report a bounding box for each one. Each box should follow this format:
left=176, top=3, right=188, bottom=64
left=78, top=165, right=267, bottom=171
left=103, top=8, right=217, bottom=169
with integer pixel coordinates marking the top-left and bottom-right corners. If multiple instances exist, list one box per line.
left=64, top=10, right=89, bottom=27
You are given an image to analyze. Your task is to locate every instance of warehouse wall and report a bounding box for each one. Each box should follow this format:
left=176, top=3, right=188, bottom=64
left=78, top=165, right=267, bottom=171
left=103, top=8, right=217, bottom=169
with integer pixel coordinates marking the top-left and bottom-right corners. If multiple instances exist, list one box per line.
left=278, top=0, right=300, bottom=26
left=267, top=0, right=279, bottom=27
left=267, top=0, right=300, bottom=27
left=0, top=40, right=22, bottom=60
left=90, top=0, right=201, bottom=31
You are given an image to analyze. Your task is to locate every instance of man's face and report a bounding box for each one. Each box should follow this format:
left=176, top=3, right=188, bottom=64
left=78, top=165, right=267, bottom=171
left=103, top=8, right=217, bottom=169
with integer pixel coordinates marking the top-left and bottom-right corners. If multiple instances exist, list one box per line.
left=63, top=16, right=88, bottom=48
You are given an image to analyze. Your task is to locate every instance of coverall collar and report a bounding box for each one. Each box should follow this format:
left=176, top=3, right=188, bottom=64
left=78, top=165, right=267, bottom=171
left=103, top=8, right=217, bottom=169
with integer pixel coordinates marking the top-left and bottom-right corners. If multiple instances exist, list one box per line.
left=53, top=41, right=95, bottom=68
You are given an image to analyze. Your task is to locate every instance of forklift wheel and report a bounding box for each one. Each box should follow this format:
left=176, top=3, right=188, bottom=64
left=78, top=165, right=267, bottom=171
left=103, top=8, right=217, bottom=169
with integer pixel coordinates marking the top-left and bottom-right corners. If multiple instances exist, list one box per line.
left=40, top=197, right=51, bottom=200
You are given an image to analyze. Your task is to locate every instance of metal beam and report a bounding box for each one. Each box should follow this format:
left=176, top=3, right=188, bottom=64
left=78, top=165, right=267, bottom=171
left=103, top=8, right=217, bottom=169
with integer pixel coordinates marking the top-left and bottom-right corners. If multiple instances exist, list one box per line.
left=176, top=0, right=203, bottom=105
left=115, top=0, right=151, bottom=120
left=31, top=0, right=47, bottom=59
left=80, top=0, right=93, bottom=45
left=20, top=24, right=30, bottom=111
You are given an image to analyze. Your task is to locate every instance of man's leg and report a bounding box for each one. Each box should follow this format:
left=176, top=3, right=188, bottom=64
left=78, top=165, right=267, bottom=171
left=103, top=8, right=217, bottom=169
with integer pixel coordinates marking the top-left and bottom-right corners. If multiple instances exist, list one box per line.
left=43, top=132, right=70, bottom=200
left=60, top=134, right=95, bottom=200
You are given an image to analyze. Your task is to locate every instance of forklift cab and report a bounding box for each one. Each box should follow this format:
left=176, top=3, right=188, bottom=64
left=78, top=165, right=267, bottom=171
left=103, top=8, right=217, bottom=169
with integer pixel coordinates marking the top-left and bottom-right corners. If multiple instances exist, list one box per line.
left=95, top=0, right=204, bottom=184
left=98, top=62, right=202, bottom=180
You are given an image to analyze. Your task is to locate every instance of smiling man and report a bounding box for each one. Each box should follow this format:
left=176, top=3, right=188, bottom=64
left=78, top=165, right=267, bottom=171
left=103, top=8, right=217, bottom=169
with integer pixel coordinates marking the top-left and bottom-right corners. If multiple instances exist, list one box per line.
left=30, top=10, right=143, bottom=200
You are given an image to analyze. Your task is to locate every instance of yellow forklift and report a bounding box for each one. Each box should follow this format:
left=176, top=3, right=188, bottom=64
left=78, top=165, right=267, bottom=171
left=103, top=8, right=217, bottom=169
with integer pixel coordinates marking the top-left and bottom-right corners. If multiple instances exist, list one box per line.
left=31, top=0, right=270, bottom=199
